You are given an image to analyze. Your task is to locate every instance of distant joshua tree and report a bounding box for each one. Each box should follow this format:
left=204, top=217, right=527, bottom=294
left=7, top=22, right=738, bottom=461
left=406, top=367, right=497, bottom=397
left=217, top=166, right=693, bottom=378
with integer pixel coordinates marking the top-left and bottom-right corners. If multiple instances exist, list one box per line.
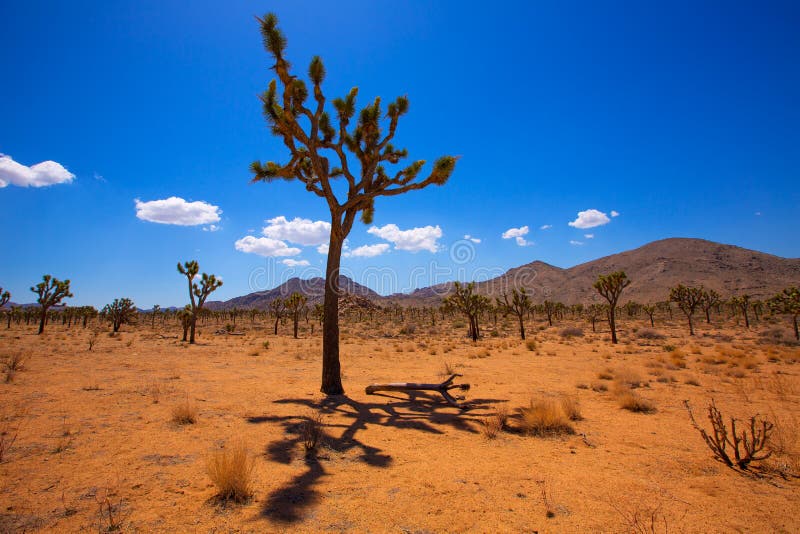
left=642, top=304, right=657, bottom=327
left=0, top=287, right=9, bottom=308
left=585, top=303, right=605, bottom=332
left=443, top=282, right=489, bottom=342
left=593, top=271, right=630, bottom=344
left=103, top=298, right=137, bottom=333
left=669, top=285, right=704, bottom=336
left=251, top=13, right=456, bottom=395
left=30, top=275, right=73, bottom=335
left=151, top=304, right=161, bottom=328
left=269, top=297, right=286, bottom=335
left=285, top=292, right=308, bottom=339
left=700, top=289, right=721, bottom=324
left=769, top=287, right=800, bottom=340
left=542, top=300, right=558, bottom=327
left=730, top=295, right=751, bottom=329
left=177, top=305, right=193, bottom=342
left=497, top=288, right=531, bottom=340
left=177, top=260, right=223, bottom=344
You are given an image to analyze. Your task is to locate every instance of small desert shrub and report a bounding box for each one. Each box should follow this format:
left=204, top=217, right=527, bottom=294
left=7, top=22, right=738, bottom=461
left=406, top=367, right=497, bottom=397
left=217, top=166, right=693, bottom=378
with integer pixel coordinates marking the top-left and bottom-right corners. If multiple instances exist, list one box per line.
left=5, top=354, right=26, bottom=372
left=469, top=348, right=490, bottom=359
left=617, top=391, right=656, bottom=413
left=262, top=341, right=270, bottom=350
left=481, top=405, right=508, bottom=439
left=206, top=440, right=254, bottom=503
left=171, top=397, right=198, bottom=425
left=560, top=327, right=583, bottom=339
left=685, top=377, right=700, bottom=386
left=441, top=361, right=456, bottom=376
left=518, top=398, right=575, bottom=436
left=663, top=344, right=676, bottom=352
left=525, top=339, right=537, bottom=352
left=301, top=412, right=325, bottom=455
left=637, top=329, right=665, bottom=340
left=597, top=370, right=614, bottom=381
left=615, top=368, right=644, bottom=389
left=399, top=324, right=417, bottom=335
left=591, top=382, right=608, bottom=392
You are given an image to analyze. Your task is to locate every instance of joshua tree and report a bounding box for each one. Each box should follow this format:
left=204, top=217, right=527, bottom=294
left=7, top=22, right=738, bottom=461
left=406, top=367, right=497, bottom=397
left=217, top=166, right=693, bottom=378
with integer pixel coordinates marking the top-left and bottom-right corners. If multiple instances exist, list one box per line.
left=269, top=297, right=286, bottom=335
left=700, top=289, right=720, bottom=324
left=285, top=292, right=308, bottom=339
left=30, top=275, right=73, bottom=334
left=102, top=298, right=137, bottom=333
left=669, top=284, right=704, bottom=336
left=151, top=304, right=161, bottom=328
left=177, top=260, right=223, bottom=344
left=541, top=300, right=558, bottom=327
left=0, top=288, right=9, bottom=309
left=497, top=288, right=531, bottom=340
left=730, top=295, right=751, bottom=329
left=593, top=271, right=630, bottom=344
left=585, top=303, right=605, bottom=332
left=443, top=282, right=489, bottom=342
left=251, top=13, right=456, bottom=395
left=768, top=287, right=800, bottom=340
left=642, top=304, right=656, bottom=327
left=177, top=305, right=193, bottom=342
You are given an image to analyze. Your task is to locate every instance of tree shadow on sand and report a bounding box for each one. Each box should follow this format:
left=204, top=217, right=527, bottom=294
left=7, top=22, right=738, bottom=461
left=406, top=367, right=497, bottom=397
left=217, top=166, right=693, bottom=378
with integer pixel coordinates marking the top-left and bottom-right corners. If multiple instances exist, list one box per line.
left=246, top=392, right=505, bottom=523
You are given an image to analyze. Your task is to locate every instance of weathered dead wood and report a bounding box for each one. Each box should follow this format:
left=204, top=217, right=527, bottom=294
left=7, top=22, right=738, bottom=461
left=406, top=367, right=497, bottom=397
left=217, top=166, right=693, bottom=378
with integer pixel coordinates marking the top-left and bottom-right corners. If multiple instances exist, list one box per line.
left=365, top=374, right=470, bottom=408
left=213, top=329, right=245, bottom=336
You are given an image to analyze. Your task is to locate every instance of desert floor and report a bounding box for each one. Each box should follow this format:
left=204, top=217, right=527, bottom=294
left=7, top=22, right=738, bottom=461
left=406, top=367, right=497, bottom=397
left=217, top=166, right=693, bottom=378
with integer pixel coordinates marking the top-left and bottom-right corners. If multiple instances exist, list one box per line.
left=1, top=314, right=799, bottom=533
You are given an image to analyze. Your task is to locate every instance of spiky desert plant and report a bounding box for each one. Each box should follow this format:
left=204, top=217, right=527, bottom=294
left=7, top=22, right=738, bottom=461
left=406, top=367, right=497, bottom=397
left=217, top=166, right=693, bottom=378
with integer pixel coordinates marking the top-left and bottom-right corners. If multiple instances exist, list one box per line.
left=251, top=13, right=456, bottom=394
left=642, top=304, right=656, bottom=327
left=769, top=287, right=800, bottom=340
left=269, top=297, right=286, bottom=335
left=177, top=260, right=223, bottom=344
left=151, top=304, right=161, bottom=328
left=669, top=284, right=704, bottom=336
left=593, top=271, right=630, bottom=344
left=102, top=298, right=137, bottom=333
left=284, top=292, right=308, bottom=339
left=443, top=282, right=490, bottom=342
left=700, top=289, right=720, bottom=325
left=177, top=305, right=193, bottom=342
left=30, top=275, right=73, bottom=334
left=730, top=295, right=751, bottom=329
left=0, top=288, right=10, bottom=309
left=497, top=288, right=531, bottom=340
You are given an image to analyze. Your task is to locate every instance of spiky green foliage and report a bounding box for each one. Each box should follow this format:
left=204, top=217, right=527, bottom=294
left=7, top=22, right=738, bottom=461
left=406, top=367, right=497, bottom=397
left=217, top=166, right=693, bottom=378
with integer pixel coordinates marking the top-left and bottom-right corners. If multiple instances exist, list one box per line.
left=177, top=305, right=193, bottom=342
left=177, top=260, right=223, bottom=344
left=285, top=292, right=308, bottom=339
left=768, top=287, right=800, bottom=340
left=497, top=288, right=531, bottom=340
left=102, top=298, right=137, bottom=333
left=269, top=297, right=286, bottom=335
left=444, top=282, right=490, bottom=342
left=669, top=284, right=705, bottom=336
left=699, top=289, right=720, bottom=324
left=0, top=288, right=9, bottom=309
left=593, top=271, right=630, bottom=344
left=730, top=295, right=751, bottom=329
left=251, top=13, right=457, bottom=395
left=585, top=303, right=606, bottom=332
left=30, top=275, right=73, bottom=334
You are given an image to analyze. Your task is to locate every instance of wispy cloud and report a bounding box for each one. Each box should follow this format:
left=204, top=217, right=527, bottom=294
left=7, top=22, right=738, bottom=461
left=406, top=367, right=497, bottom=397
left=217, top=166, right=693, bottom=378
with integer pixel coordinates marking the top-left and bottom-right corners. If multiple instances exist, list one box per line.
left=569, top=240, right=584, bottom=246
left=464, top=234, right=481, bottom=243
left=568, top=209, right=611, bottom=229
left=345, top=243, right=390, bottom=258
left=368, top=224, right=442, bottom=253
left=282, top=258, right=310, bottom=267
left=540, top=224, right=552, bottom=230
left=502, top=225, right=532, bottom=246
left=234, top=236, right=301, bottom=257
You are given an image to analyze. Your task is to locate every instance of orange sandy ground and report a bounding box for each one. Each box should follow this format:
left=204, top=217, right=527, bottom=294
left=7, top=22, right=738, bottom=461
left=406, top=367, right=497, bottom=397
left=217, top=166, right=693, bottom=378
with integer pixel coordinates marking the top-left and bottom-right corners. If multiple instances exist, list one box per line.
left=1, top=315, right=799, bottom=533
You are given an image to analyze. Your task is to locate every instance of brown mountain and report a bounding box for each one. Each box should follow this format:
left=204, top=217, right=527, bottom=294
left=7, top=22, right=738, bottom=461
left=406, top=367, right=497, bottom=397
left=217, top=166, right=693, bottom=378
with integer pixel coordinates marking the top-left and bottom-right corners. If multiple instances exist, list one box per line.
left=209, top=238, right=799, bottom=309
left=387, top=238, right=800, bottom=305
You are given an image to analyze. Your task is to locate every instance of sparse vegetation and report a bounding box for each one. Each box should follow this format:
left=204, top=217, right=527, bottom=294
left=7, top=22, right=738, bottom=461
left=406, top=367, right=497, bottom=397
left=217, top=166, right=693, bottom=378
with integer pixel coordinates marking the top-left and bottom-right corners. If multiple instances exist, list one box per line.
left=206, top=440, right=255, bottom=504
left=518, top=398, right=575, bottom=436
left=171, top=396, right=198, bottom=425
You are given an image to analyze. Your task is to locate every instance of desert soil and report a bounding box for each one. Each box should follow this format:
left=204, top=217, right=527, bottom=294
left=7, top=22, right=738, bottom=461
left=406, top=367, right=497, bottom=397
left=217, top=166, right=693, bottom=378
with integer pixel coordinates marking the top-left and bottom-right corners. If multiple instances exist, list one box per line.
left=1, top=315, right=799, bottom=533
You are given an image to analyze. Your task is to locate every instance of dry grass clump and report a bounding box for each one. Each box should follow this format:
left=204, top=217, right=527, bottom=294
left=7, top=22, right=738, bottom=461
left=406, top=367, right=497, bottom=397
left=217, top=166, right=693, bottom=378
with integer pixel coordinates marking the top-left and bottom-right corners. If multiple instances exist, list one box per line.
left=481, top=404, right=509, bottom=439
left=518, top=398, right=575, bottom=436
left=171, top=396, right=198, bottom=425
left=3, top=354, right=27, bottom=383
left=637, top=328, right=665, bottom=340
left=206, top=440, right=255, bottom=504
left=617, top=391, right=656, bottom=413
left=559, top=395, right=582, bottom=421
left=525, top=339, right=537, bottom=352
left=301, top=411, right=325, bottom=455
left=560, top=327, right=584, bottom=339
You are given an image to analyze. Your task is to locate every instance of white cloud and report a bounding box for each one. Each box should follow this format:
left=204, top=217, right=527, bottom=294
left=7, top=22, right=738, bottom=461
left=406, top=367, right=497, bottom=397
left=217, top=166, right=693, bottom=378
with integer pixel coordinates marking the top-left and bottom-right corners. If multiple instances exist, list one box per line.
left=502, top=226, right=529, bottom=239
left=584, top=233, right=594, bottom=239
left=502, top=226, right=532, bottom=246
left=367, top=224, right=442, bottom=253
left=135, top=197, right=221, bottom=226
left=755, top=211, right=762, bottom=216
left=464, top=234, right=481, bottom=244
left=345, top=243, right=390, bottom=258
left=611, top=210, right=620, bottom=217
left=263, top=216, right=330, bottom=246
left=0, top=154, right=75, bottom=188
left=282, top=258, right=310, bottom=267
left=540, top=224, right=552, bottom=230
left=570, top=240, right=584, bottom=246
left=203, top=224, right=221, bottom=232
left=568, top=209, right=611, bottom=229
left=317, top=243, right=329, bottom=254
left=234, top=236, right=301, bottom=257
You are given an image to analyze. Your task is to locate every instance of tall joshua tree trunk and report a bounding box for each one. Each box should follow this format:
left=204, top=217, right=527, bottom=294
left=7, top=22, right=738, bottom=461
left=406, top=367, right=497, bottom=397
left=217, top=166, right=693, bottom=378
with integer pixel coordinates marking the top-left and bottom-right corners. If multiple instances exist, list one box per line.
left=321, top=224, right=347, bottom=394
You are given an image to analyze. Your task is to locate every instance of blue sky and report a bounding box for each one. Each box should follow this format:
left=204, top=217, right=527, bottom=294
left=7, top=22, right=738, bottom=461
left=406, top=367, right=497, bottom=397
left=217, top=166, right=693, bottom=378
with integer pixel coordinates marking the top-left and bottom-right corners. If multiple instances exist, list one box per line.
left=1, top=1, right=798, bottom=307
